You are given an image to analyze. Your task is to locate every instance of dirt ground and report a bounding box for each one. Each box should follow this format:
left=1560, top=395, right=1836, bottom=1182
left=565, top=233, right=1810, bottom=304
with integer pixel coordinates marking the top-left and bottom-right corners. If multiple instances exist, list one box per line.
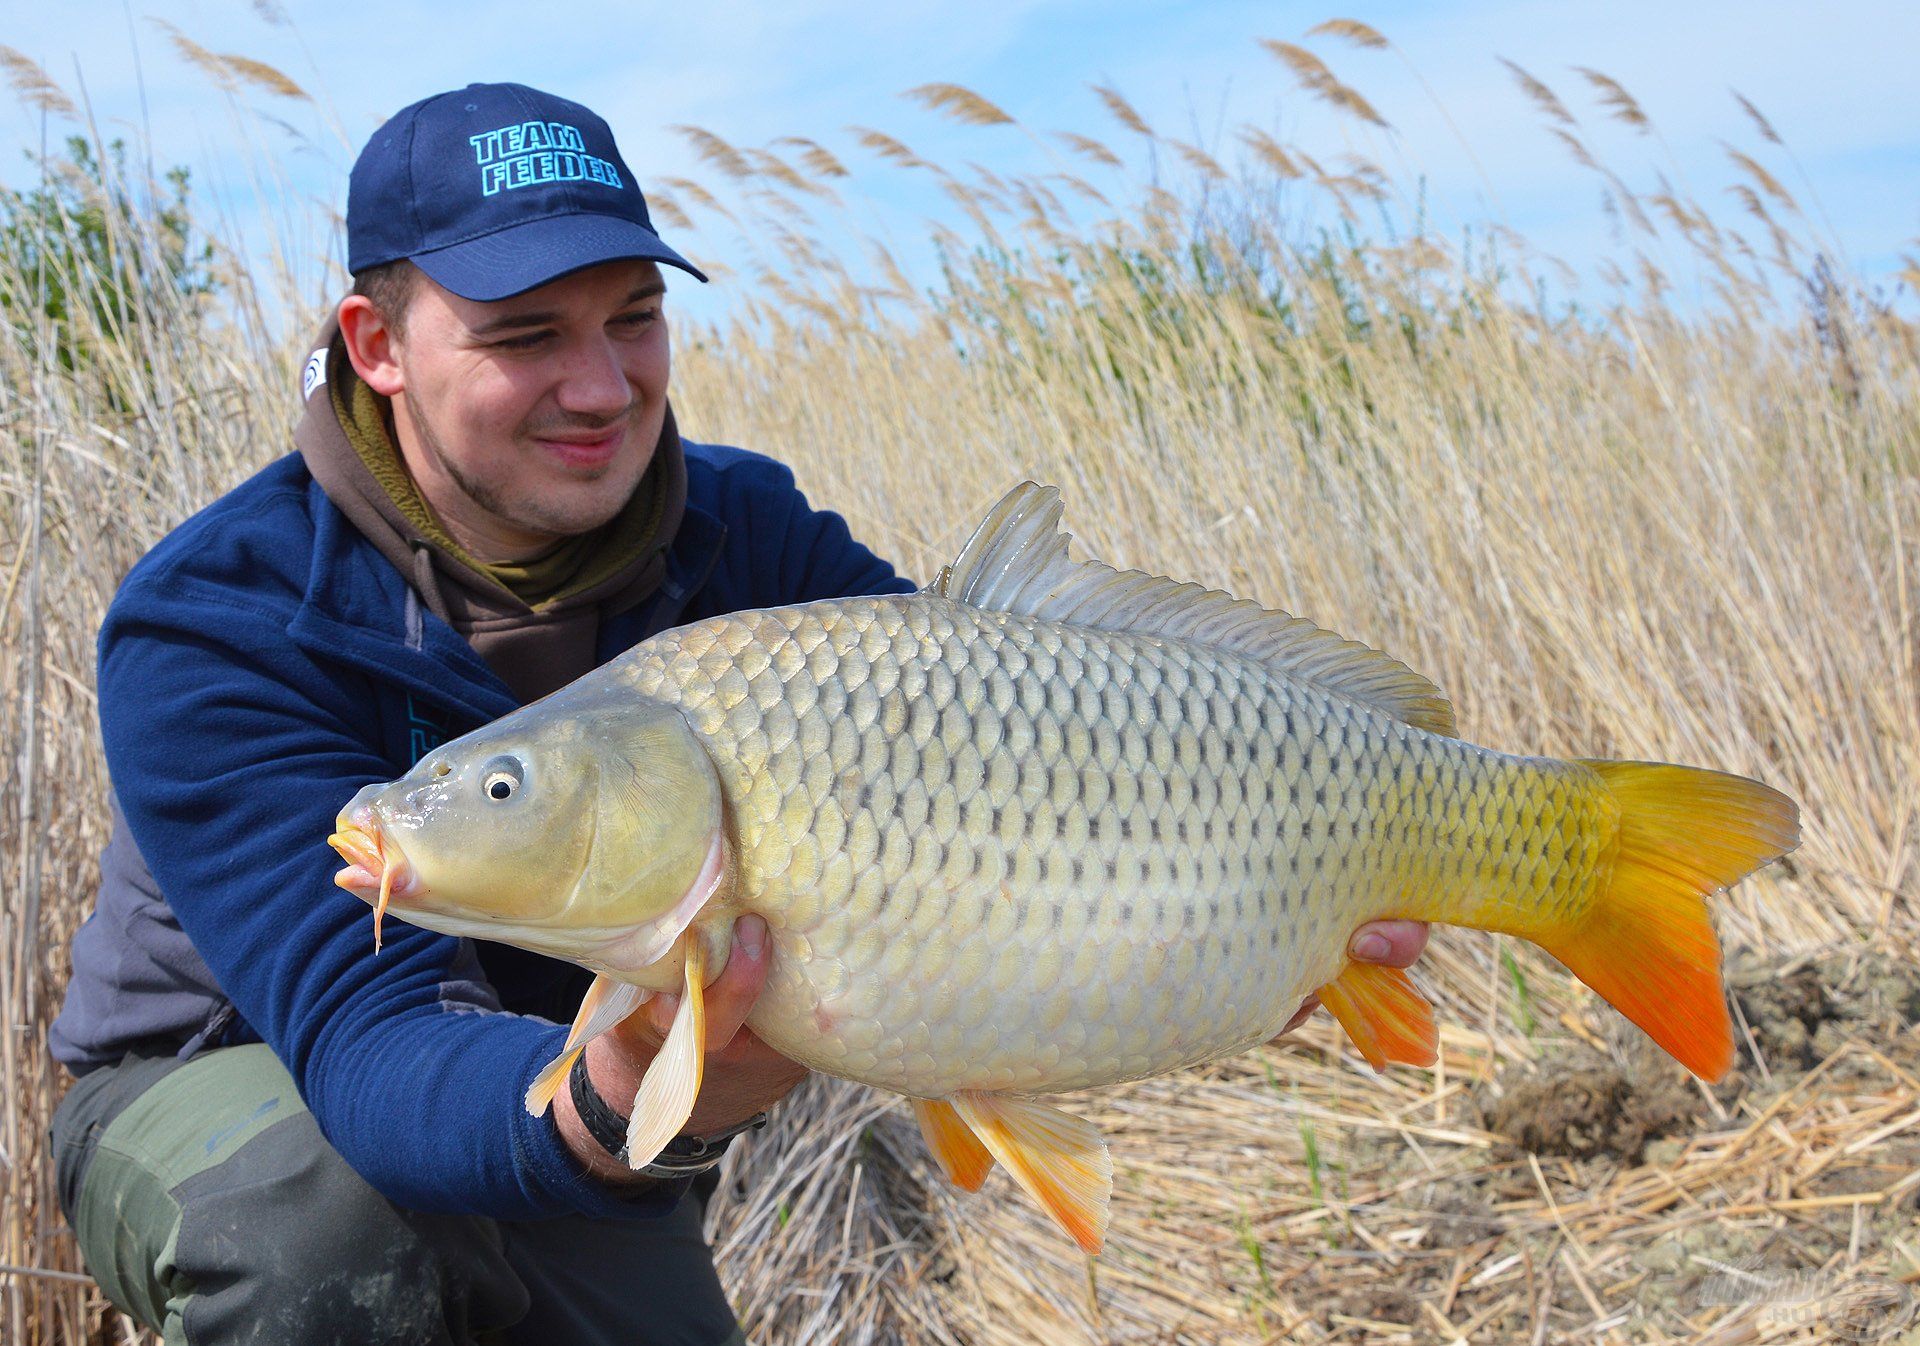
left=1283, top=947, right=1920, bottom=1344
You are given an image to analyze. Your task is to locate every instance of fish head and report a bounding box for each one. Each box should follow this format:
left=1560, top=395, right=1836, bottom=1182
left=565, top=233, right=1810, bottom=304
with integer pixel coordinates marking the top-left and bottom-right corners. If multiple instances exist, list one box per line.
left=330, top=689, right=727, bottom=971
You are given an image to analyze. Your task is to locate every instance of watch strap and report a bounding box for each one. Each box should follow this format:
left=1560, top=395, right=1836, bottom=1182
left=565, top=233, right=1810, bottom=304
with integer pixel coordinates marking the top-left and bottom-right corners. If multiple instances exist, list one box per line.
left=566, top=1052, right=767, bottom=1176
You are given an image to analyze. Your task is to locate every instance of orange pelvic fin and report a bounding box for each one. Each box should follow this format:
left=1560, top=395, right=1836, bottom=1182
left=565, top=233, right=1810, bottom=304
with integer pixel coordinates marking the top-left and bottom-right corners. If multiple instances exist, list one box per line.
left=1543, top=761, right=1800, bottom=1083
left=524, top=974, right=649, bottom=1117
left=1316, top=962, right=1438, bottom=1071
left=910, top=1097, right=995, bottom=1192
left=949, top=1091, right=1112, bottom=1255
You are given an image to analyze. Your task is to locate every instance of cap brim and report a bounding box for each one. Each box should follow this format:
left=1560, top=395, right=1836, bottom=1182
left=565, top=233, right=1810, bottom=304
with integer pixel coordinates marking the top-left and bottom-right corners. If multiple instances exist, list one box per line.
left=411, top=213, right=708, bottom=301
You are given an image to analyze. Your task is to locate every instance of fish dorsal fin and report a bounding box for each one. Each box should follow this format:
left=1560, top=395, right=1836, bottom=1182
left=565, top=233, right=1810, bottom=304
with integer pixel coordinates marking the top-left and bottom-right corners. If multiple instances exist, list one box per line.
left=937, top=483, right=1456, bottom=736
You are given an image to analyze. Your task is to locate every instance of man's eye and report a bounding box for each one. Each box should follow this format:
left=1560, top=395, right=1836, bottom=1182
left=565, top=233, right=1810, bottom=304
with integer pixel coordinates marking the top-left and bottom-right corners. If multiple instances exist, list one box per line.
left=615, top=308, right=661, bottom=329
left=493, top=331, right=550, bottom=350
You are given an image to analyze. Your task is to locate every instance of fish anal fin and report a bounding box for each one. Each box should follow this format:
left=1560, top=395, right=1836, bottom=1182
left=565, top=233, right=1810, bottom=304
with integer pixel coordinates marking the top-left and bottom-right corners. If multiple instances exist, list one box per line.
left=523, top=974, right=649, bottom=1117
left=1316, top=962, right=1439, bottom=1071
left=942, top=483, right=1454, bottom=735
left=949, top=1090, right=1112, bottom=1255
left=911, top=1097, right=995, bottom=1192
left=623, top=945, right=707, bottom=1168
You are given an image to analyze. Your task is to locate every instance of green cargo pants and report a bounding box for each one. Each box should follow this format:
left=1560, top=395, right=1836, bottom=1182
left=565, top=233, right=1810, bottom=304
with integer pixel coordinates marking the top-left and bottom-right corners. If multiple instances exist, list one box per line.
left=51, top=1044, right=747, bottom=1345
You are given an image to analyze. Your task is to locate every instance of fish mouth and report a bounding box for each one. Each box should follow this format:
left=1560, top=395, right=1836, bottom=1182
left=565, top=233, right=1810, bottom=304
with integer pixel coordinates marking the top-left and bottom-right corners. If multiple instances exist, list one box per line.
left=328, top=810, right=415, bottom=951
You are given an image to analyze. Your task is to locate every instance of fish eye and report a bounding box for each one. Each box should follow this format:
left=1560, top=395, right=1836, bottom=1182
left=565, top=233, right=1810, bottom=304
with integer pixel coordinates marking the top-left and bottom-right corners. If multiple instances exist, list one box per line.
left=481, top=755, right=524, bottom=802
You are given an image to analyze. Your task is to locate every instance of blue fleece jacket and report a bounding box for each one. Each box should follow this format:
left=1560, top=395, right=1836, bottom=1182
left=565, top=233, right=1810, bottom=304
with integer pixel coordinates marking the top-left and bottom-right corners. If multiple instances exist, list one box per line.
left=92, top=443, right=913, bottom=1221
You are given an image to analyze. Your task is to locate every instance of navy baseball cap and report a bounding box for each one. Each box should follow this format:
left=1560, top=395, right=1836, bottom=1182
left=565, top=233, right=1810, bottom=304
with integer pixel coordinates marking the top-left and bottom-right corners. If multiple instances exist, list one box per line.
left=347, top=82, right=706, bottom=300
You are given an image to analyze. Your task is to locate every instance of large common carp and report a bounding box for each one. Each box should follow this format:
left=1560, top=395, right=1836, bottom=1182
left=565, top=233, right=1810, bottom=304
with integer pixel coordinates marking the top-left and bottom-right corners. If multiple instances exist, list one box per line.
left=330, top=483, right=1798, bottom=1253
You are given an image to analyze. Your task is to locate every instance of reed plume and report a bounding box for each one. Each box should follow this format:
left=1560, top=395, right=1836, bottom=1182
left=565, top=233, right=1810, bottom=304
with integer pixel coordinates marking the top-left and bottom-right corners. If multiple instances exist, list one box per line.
left=902, top=82, right=1015, bottom=128
left=0, top=48, right=76, bottom=121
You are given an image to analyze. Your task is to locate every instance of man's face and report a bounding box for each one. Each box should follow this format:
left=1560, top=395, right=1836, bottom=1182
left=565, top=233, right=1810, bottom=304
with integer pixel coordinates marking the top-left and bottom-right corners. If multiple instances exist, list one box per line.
left=382, top=258, right=671, bottom=553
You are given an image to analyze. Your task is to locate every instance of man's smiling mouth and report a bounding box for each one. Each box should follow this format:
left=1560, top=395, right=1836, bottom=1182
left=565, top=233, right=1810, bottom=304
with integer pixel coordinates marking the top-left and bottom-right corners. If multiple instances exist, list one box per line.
left=534, top=427, right=626, bottom=469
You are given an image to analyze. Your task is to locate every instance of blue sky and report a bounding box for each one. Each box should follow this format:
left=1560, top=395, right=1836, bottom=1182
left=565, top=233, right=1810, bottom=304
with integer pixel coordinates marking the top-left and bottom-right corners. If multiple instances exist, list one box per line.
left=4, top=1, right=1916, bottom=326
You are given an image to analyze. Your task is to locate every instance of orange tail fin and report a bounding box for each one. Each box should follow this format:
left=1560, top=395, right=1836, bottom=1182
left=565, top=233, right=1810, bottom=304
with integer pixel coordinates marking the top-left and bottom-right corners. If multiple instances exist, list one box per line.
left=1540, top=761, right=1799, bottom=1082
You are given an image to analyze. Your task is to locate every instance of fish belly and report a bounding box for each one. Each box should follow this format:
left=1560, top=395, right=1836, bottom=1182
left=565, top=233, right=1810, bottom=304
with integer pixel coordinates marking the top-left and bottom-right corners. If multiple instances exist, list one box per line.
left=622, top=594, right=1603, bottom=1097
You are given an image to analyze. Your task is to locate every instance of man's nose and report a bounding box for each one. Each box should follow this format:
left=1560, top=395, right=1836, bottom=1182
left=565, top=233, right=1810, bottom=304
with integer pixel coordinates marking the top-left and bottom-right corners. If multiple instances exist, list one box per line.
left=554, top=336, right=633, bottom=418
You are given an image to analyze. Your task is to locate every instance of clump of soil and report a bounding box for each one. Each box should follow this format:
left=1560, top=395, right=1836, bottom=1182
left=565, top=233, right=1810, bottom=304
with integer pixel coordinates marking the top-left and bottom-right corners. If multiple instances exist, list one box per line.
left=1475, top=947, right=1920, bottom=1163
left=1319, top=1280, right=1419, bottom=1332
left=1862, top=956, right=1920, bottom=1022
left=1479, top=1056, right=1699, bottom=1161
left=1730, top=963, right=1836, bottom=1070
left=1728, top=947, right=1920, bottom=1082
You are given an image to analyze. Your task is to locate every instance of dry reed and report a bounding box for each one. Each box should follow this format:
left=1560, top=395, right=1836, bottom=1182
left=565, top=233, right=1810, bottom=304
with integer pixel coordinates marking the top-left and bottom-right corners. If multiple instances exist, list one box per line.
left=2, top=18, right=1916, bottom=1345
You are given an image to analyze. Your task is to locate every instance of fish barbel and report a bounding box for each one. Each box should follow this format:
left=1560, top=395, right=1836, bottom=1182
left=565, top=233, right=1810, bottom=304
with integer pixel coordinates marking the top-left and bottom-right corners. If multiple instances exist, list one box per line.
left=331, top=483, right=1799, bottom=1252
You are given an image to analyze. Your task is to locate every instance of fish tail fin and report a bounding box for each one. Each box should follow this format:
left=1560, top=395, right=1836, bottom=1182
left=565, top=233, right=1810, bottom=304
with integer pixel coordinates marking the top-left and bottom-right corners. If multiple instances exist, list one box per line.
left=1537, top=761, right=1799, bottom=1082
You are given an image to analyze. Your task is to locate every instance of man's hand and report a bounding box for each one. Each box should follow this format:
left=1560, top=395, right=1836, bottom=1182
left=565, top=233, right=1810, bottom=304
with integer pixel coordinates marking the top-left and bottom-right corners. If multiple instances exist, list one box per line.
left=555, top=914, right=808, bottom=1186
left=1270, top=920, right=1431, bottom=1042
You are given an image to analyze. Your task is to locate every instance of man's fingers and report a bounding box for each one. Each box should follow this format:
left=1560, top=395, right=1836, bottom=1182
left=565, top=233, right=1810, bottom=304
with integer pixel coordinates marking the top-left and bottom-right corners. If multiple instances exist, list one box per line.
left=636, top=916, right=773, bottom=1047
left=642, top=991, right=676, bottom=1038
left=1269, top=922, right=1432, bottom=1045
left=1348, top=919, right=1429, bottom=968
left=698, top=915, right=771, bottom=1053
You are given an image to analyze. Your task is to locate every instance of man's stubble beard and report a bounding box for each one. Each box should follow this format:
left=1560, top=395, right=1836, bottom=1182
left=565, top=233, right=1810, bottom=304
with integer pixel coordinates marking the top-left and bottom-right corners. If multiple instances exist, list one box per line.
left=402, top=393, right=642, bottom=543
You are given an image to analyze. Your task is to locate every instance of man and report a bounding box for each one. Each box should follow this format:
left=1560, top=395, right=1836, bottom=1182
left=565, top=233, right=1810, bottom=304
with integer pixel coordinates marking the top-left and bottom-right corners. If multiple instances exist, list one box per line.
left=48, top=82, right=1427, bottom=1344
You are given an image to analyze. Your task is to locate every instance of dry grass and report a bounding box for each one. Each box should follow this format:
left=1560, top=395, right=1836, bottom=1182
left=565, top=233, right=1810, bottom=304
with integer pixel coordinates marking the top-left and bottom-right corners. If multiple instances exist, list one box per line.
left=3, top=20, right=1917, bottom=1345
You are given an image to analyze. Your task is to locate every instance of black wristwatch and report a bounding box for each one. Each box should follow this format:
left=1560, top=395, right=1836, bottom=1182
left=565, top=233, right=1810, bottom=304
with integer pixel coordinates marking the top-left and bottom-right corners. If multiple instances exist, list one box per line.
left=567, top=1052, right=767, bottom=1177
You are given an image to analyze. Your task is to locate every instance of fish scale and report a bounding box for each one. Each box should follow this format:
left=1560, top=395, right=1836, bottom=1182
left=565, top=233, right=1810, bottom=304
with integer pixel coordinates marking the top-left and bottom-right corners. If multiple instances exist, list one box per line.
left=619, top=594, right=1586, bottom=1098
left=331, top=481, right=1798, bottom=1253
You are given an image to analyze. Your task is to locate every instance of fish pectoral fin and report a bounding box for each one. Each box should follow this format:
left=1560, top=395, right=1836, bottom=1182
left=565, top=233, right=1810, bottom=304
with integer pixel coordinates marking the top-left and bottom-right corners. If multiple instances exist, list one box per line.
left=614, top=830, right=727, bottom=972
left=948, top=1091, right=1112, bottom=1255
left=525, top=1047, right=587, bottom=1121
left=622, top=943, right=708, bottom=1168
left=1316, top=961, right=1439, bottom=1071
left=911, top=1097, right=995, bottom=1192
left=523, top=975, right=650, bottom=1117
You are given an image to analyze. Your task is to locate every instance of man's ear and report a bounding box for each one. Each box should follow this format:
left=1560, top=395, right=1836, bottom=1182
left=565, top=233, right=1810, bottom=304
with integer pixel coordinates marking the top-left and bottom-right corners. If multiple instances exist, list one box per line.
left=338, top=294, right=404, bottom=397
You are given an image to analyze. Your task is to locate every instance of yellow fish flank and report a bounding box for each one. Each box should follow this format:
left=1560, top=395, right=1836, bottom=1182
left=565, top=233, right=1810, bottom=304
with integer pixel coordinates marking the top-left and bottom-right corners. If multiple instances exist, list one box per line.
left=331, top=483, right=1799, bottom=1254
